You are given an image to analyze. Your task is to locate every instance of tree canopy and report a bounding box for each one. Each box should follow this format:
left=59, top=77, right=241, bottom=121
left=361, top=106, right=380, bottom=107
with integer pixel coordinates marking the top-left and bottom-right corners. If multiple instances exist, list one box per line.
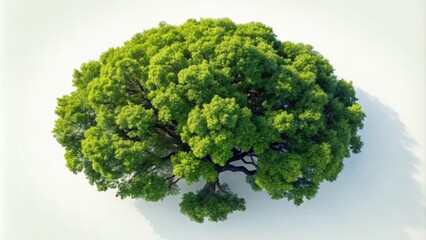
left=53, top=18, right=365, bottom=223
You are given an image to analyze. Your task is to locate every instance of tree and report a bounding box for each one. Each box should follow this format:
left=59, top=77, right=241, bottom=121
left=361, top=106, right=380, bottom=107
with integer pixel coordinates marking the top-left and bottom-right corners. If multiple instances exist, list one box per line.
left=53, top=18, right=365, bottom=223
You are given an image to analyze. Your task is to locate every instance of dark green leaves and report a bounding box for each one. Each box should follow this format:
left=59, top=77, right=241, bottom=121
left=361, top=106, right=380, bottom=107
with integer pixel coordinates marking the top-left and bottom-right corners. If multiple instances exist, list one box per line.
left=180, top=184, right=246, bottom=223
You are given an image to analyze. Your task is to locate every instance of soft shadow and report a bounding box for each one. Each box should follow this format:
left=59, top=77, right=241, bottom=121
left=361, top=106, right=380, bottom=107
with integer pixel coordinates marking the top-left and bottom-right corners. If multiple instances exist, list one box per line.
left=135, top=90, right=424, bottom=240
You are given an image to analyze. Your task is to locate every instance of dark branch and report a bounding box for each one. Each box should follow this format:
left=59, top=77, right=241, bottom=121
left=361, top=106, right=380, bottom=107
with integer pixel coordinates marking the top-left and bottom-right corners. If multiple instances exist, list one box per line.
left=241, top=158, right=257, bottom=167
left=146, top=166, right=157, bottom=174
left=201, top=181, right=216, bottom=193
left=117, top=128, right=142, bottom=142
left=165, top=175, right=175, bottom=181
left=161, top=151, right=179, bottom=161
left=247, top=152, right=257, bottom=166
left=154, top=124, right=190, bottom=151
left=134, top=78, right=145, bottom=93
left=155, top=124, right=178, bottom=139
left=125, top=88, right=141, bottom=95
left=225, top=148, right=253, bottom=164
left=168, top=177, right=180, bottom=189
left=217, top=164, right=256, bottom=176
left=215, top=180, right=228, bottom=195
left=270, top=141, right=287, bottom=152
left=224, top=149, right=257, bottom=170
left=165, top=174, right=180, bottom=189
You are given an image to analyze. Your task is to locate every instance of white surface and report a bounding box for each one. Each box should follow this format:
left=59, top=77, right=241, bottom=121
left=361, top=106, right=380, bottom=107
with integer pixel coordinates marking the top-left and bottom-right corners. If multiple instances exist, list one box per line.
left=1, top=0, right=425, bottom=239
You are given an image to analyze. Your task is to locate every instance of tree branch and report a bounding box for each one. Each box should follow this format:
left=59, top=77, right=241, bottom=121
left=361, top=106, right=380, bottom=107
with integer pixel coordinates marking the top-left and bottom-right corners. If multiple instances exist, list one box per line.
left=218, top=164, right=256, bottom=176
left=155, top=124, right=190, bottom=152
left=165, top=175, right=175, bottom=181
left=165, top=174, right=180, bottom=189
left=134, top=78, right=145, bottom=93
left=201, top=181, right=216, bottom=194
left=271, top=141, right=287, bottom=152
left=168, top=178, right=180, bottom=189
left=155, top=124, right=178, bottom=139
left=146, top=166, right=157, bottom=174
left=246, top=152, right=257, bottom=166
left=225, top=148, right=250, bottom=164
left=215, top=181, right=228, bottom=195
left=161, top=151, right=179, bottom=161
left=225, top=149, right=257, bottom=168
left=241, top=158, right=257, bottom=167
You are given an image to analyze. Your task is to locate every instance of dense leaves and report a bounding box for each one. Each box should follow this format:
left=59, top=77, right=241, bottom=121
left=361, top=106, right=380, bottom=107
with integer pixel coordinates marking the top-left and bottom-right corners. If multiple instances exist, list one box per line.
left=54, top=18, right=365, bottom=223
left=180, top=183, right=246, bottom=223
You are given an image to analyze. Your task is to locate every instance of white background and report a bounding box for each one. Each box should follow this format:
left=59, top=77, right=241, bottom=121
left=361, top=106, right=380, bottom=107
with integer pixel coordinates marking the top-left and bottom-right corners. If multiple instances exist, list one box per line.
left=1, top=0, right=425, bottom=239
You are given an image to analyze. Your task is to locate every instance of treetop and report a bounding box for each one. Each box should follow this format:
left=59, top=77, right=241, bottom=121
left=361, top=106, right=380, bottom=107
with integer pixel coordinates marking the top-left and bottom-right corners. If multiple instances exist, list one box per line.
left=54, top=18, right=365, bottom=223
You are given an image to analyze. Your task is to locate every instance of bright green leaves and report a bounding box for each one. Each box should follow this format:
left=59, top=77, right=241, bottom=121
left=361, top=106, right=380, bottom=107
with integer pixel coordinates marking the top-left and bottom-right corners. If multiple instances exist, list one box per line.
left=252, top=110, right=295, bottom=153
left=270, top=110, right=295, bottom=133
left=87, top=56, right=146, bottom=111
left=116, top=58, right=144, bottom=82
left=180, top=184, right=246, bottom=223
left=298, top=110, right=323, bottom=137
left=115, top=104, right=155, bottom=138
left=347, top=103, right=364, bottom=126
left=54, top=90, right=95, bottom=173
left=282, top=41, right=314, bottom=61
left=255, top=150, right=302, bottom=199
left=181, top=96, right=256, bottom=165
left=87, top=75, right=126, bottom=108
left=171, top=152, right=218, bottom=184
left=147, top=43, right=189, bottom=90
left=346, top=103, right=365, bottom=153
left=117, top=174, right=168, bottom=201
left=81, top=126, right=170, bottom=200
left=255, top=143, right=331, bottom=203
left=180, top=18, right=236, bottom=64
left=272, top=65, right=302, bottom=100
left=145, top=43, right=190, bottom=123
left=72, top=60, right=101, bottom=89
left=113, top=139, right=149, bottom=171
left=235, top=21, right=277, bottom=45
left=134, top=23, right=184, bottom=58
left=54, top=18, right=365, bottom=223
left=301, top=143, right=332, bottom=183
left=54, top=91, right=94, bottom=146
left=177, top=62, right=220, bottom=105
left=214, top=34, right=279, bottom=92
left=279, top=144, right=331, bottom=205
left=81, top=127, right=122, bottom=180
left=335, top=80, right=357, bottom=107
left=151, top=82, right=189, bottom=124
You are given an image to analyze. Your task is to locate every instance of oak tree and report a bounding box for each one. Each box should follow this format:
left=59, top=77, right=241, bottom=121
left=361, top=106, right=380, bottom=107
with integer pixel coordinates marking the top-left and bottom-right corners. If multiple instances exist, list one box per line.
left=54, top=18, right=365, bottom=223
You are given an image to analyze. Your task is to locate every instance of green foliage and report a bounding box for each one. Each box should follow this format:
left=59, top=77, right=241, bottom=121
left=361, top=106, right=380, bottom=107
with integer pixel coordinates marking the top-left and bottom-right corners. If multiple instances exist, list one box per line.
left=179, top=183, right=246, bottom=223
left=181, top=95, right=256, bottom=165
left=54, top=18, right=365, bottom=223
left=171, top=152, right=218, bottom=184
left=115, top=103, right=155, bottom=138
